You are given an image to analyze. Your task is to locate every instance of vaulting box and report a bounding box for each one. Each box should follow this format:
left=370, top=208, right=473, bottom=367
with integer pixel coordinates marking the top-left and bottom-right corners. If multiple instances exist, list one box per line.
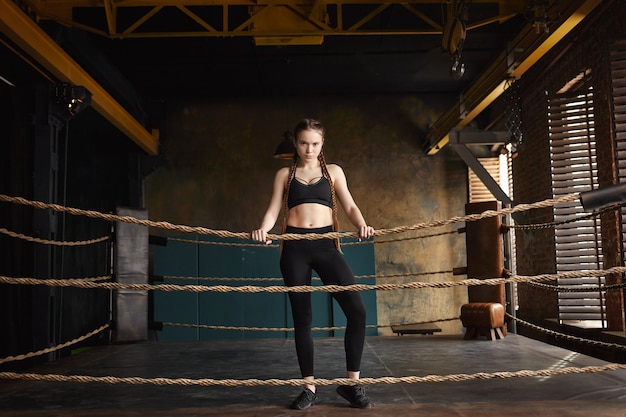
left=460, top=302, right=506, bottom=341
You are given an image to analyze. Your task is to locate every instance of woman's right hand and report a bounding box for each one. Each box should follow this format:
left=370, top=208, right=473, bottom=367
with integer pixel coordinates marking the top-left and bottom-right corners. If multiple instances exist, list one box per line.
left=251, top=229, right=272, bottom=245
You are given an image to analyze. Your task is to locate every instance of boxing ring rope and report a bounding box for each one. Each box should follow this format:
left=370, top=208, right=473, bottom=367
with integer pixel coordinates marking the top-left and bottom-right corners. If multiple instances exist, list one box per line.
left=3, top=314, right=626, bottom=387
left=1, top=188, right=626, bottom=388
left=507, top=203, right=624, bottom=231
left=0, top=192, right=582, bottom=241
left=0, top=324, right=110, bottom=365
left=0, top=227, right=110, bottom=246
left=2, top=266, right=625, bottom=293
left=507, top=314, right=626, bottom=350
left=1, top=318, right=626, bottom=387
left=2, top=361, right=626, bottom=388
left=160, top=317, right=461, bottom=333
left=165, top=228, right=461, bottom=247
left=160, top=270, right=455, bottom=282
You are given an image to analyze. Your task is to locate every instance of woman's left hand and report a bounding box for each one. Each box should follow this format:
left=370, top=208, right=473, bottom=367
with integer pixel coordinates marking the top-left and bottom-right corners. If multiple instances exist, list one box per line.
left=358, top=225, right=375, bottom=240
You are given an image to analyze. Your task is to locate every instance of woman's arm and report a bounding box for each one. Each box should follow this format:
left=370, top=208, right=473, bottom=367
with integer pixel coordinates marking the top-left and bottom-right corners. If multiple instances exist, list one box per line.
left=329, top=164, right=374, bottom=239
left=251, top=167, right=289, bottom=244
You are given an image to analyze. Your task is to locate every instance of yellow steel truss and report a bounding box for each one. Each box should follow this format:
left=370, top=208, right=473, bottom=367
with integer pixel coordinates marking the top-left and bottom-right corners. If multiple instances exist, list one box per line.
left=22, top=0, right=524, bottom=39
left=1, top=0, right=602, bottom=155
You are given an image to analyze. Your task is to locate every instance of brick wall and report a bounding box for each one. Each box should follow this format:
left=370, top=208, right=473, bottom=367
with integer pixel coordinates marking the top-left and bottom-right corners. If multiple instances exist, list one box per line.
left=511, top=0, right=626, bottom=329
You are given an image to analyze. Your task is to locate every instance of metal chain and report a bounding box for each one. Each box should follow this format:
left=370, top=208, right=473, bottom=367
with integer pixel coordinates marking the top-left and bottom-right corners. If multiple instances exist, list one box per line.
left=509, top=203, right=623, bottom=230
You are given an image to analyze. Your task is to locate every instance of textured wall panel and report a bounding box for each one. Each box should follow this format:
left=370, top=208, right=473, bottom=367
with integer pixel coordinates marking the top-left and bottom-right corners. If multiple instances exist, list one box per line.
left=115, top=207, right=149, bottom=342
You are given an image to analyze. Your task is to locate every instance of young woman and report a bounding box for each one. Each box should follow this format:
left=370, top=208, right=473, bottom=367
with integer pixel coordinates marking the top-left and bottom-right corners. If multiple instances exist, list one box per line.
left=251, top=118, right=374, bottom=410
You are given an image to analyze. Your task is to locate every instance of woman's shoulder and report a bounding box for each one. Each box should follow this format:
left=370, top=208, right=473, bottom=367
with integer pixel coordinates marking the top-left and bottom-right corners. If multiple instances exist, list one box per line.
left=274, top=166, right=291, bottom=183
left=326, top=163, right=345, bottom=176
left=325, top=163, right=347, bottom=186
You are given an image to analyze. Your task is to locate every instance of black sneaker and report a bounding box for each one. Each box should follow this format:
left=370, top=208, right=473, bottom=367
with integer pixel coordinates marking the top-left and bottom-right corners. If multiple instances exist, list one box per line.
left=336, top=384, right=373, bottom=408
left=291, top=388, right=319, bottom=410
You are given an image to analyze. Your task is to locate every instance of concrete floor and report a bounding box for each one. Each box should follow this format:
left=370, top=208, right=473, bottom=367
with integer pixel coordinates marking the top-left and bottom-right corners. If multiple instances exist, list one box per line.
left=1, top=334, right=626, bottom=416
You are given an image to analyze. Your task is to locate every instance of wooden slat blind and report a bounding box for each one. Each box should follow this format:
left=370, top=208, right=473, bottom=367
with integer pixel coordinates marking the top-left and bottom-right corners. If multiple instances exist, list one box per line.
left=468, top=157, right=501, bottom=203
left=610, top=39, right=626, bottom=269
left=548, top=83, right=606, bottom=326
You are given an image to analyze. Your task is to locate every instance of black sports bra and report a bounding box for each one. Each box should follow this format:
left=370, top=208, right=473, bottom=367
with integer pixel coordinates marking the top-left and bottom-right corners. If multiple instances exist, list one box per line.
left=287, top=176, right=332, bottom=209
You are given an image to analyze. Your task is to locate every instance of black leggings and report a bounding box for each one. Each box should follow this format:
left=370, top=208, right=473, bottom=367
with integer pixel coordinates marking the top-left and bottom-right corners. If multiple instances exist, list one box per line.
left=280, top=226, right=366, bottom=377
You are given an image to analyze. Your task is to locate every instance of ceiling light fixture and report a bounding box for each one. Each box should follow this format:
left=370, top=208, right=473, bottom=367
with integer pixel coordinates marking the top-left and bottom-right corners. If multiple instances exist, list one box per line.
left=54, top=83, right=92, bottom=120
left=273, top=131, right=295, bottom=160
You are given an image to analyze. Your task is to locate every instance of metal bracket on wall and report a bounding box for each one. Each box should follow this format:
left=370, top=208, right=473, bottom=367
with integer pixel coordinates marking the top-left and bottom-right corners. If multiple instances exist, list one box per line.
left=448, top=127, right=513, bottom=206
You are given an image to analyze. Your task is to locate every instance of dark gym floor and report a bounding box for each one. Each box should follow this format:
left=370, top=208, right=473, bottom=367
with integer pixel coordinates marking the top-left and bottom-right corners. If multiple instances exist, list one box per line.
left=1, top=333, right=626, bottom=417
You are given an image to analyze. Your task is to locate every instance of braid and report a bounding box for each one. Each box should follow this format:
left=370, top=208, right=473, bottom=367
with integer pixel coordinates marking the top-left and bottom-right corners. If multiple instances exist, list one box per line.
left=319, top=151, right=341, bottom=252
left=280, top=156, right=298, bottom=252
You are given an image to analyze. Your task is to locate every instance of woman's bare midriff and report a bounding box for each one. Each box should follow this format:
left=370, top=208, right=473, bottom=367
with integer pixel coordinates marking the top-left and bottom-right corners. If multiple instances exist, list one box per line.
left=286, top=203, right=333, bottom=228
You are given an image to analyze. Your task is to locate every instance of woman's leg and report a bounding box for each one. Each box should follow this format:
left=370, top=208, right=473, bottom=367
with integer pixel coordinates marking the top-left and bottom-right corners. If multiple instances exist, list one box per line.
left=315, top=246, right=373, bottom=408
left=280, top=240, right=315, bottom=385
left=313, top=246, right=366, bottom=373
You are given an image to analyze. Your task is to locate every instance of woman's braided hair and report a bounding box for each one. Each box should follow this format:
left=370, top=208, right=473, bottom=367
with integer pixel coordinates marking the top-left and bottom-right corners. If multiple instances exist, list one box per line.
left=281, top=118, right=341, bottom=251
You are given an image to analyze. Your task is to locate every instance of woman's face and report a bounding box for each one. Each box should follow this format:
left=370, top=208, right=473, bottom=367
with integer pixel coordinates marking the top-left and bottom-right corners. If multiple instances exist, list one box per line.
left=294, top=129, right=324, bottom=162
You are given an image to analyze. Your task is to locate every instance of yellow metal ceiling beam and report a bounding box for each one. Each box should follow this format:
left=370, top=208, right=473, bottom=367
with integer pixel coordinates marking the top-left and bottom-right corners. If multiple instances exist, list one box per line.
left=31, top=0, right=523, bottom=6
left=425, top=0, right=605, bottom=155
left=103, top=0, right=117, bottom=36
left=0, top=0, right=159, bottom=156
left=24, top=0, right=526, bottom=39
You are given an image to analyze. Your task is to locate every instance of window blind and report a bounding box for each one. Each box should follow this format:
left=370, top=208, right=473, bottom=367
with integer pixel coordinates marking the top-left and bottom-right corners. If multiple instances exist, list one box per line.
left=610, top=39, right=626, bottom=267
left=468, top=157, right=501, bottom=203
left=548, top=86, right=606, bottom=327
